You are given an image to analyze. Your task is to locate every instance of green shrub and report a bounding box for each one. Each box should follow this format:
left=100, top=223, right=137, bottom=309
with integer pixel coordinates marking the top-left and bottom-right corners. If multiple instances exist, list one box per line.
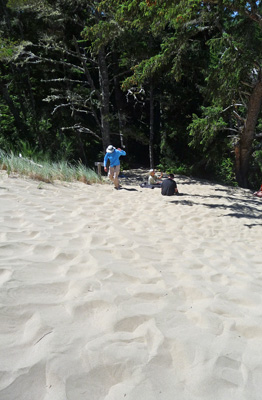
left=215, top=157, right=237, bottom=186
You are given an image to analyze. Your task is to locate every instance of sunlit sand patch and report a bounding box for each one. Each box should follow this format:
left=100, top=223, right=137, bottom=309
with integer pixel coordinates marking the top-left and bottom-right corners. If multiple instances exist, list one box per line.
left=1, top=171, right=262, bottom=399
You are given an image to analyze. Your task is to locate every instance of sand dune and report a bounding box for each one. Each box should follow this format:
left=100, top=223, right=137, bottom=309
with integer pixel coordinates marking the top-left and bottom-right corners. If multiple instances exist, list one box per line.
left=0, top=170, right=262, bottom=400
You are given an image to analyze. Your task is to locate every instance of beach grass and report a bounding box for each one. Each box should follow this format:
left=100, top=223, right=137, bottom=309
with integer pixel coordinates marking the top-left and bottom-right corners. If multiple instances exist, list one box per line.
left=0, top=153, right=101, bottom=184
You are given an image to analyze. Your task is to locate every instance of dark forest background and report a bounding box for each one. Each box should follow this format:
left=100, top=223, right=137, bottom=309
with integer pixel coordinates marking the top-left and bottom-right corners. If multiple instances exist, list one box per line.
left=1, top=0, right=262, bottom=188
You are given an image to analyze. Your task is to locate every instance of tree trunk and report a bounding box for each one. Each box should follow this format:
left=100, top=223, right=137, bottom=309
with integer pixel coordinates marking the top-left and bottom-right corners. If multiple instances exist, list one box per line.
left=113, top=53, right=126, bottom=149
left=25, top=67, right=44, bottom=149
left=0, top=82, right=27, bottom=135
left=75, top=129, right=87, bottom=164
left=114, top=74, right=126, bottom=149
left=149, top=82, right=154, bottom=169
left=0, top=0, right=12, bottom=32
left=98, top=47, right=111, bottom=151
left=235, top=77, right=262, bottom=187
left=73, top=37, right=102, bottom=133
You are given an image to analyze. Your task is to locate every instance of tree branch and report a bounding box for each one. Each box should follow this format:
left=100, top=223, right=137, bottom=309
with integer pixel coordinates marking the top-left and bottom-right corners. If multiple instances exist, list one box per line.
left=15, top=50, right=85, bottom=73
left=51, top=103, right=71, bottom=115
left=223, top=128, right=240, bottom=133
left=233, top=110, right=245, bottom=122
left=221, top=104, right=244, bottom=113
left=41, top=78, right=89, bottom=84
left=61, top=124, right=102, bottom=141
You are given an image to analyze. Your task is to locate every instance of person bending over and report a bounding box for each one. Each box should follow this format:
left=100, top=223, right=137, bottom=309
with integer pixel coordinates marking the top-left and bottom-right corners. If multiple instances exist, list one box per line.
left=161, top=173, right=178, bottom=196
left=104, top=145, right=126, bottom=190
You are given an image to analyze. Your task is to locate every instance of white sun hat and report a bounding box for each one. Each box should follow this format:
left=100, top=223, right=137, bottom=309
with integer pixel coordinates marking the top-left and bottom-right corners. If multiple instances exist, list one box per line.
left=106, top=145, right=115, bottom=153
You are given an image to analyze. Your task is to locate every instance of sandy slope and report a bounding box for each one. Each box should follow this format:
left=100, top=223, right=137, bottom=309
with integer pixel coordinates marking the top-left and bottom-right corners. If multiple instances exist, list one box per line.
left=0, top=170, right=262, bottom=400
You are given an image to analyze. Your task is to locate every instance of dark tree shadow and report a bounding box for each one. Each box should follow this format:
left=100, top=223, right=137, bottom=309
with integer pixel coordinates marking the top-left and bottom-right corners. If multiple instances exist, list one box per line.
left=120, top=187, right=138, bottom=192
left=169, top=197, right=262, bottom=223
left=244, top=223, right=262, bottom=228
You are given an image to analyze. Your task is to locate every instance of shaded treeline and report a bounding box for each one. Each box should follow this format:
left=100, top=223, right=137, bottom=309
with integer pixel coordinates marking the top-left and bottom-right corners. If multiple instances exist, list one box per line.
left=1, top=0, right=262, bottom=188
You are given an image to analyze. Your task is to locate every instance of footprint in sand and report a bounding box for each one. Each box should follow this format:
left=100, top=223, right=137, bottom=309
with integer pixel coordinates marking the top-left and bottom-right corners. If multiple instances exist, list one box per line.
left=114, top=315, right=150, bottom=332
left=213, top=355, right=245, bottom=387
left=231, top=323, right=262, bottom=339
left=0, top=362, right=46, bottom=400
left=66, top=364, right=129, bottom=400
left=210, top=273, right=229, bottom=285
left=90, top=235, right=108, bottom=246
left=185, top=307, right=224, bottom=335
left=0, top=269, right=12, bottom=285
left=7, top=282, right=69, bottom=305
left=0, top=242, right=32, bottom=257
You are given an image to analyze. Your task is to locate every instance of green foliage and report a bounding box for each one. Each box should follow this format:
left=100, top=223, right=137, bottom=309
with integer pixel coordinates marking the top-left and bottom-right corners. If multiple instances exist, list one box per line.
left=7, top=0, right=33, bottom=7
left=249, top=149, right=262, bottom=189
left=254, top=150, right=262, bottom=173
left=0, top=38, right=16, bottom=60
left=157, top=161, right=192, bottom=176
left=2, top=0, right=262, bottom=188
left=214, top=157, right=237, bottom=186
left=0, top=104, right=17, bottom=151
left=17, top=140, right=43, bottom=159
left=188, top=106, right=227, bottom=152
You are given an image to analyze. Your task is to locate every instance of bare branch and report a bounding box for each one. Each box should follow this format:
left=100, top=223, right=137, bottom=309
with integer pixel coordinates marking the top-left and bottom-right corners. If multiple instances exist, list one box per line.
left=15, top=50, right=84, bottom=73
left=41, top=78, right=89, bottom=84
left=73, top=37, right=101, bottom=129
left=239, top=92, right=247, bottom=108
left=233, top=110, right=245, bottom=122
left=73, top=108, right=90, bottom=114
left=221, top=104, right=244, bottom=113
left=241, top=81, right=254, bottom=89
left=61, top=124, right=102, bottom=141
left=51, top=103, right=71, bottom=115
left=73, top=37, right=100, bottom=99
left=223, top=128, right=239, bottom=133
left=30, top=42, right=98, bottom=67
left=240, top=90, right=252, bottom=97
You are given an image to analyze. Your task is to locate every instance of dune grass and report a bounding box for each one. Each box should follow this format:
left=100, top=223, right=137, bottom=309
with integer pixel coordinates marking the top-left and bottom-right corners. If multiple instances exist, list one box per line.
left=0, top=153, right=102, bottom=184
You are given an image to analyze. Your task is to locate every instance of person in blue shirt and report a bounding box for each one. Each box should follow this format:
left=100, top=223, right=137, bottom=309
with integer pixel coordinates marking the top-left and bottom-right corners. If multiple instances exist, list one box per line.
left=103, top=145, right=126, bottom=189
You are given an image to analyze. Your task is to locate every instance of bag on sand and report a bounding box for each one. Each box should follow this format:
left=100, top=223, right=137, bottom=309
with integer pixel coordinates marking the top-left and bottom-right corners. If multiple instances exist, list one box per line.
left=140, top=182, right=156, bottom=189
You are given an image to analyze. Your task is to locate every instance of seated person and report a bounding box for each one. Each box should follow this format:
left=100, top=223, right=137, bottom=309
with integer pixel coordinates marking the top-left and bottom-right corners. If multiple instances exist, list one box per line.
left=161, top=173, right=178, bottom=196
left=148, top=169, right=163, bottom=186
left=253, top=184, right=262, bottom=198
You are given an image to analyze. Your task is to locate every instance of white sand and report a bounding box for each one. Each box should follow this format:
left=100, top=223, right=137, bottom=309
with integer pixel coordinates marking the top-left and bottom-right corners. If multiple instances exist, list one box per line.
left=1, top=170, right=262, bottom=400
